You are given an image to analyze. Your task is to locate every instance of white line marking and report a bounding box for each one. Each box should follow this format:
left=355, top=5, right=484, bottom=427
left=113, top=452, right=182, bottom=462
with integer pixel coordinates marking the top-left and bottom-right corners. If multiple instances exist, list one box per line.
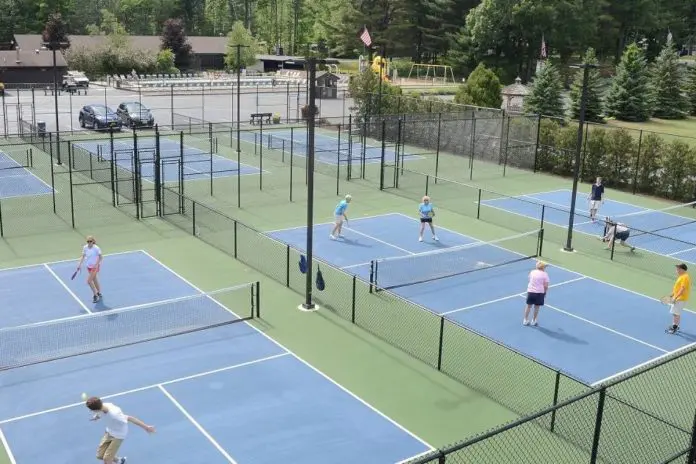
left=544, top=303, right=668, bottom=352
left=158, top=385, right=239, bottom=463
left=264, top=212, right=402, bottom=234
left=341, top=261, right=373, bottom=270
left=0, top=353, right=289, bottom=425
left=557, top=188, right=696, bottom=220
left=0, top=428, right=17, bottom=464
left=0, top=151, right=55, bottom=193
left=668, top=246, right=696, bottom=256
left=521, top=193, right=591, bottom=215
left=394, top=449, right=434, bottom=464
left=138, top=249, right=434, bottom=451
left=42, top=264, right=91, bottom=314
left=346, top=228, right=415, bottom=255
left=591, top=340, right=696, bottom=386
left=441, top=277, right=587, bottom=316
left=0, top=250, right=141, bottom=273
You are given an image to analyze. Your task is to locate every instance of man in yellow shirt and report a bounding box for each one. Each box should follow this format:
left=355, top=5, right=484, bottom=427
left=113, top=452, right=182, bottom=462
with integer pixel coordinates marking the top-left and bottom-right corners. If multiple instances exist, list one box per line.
left=668, top=263, right=690, bottom=334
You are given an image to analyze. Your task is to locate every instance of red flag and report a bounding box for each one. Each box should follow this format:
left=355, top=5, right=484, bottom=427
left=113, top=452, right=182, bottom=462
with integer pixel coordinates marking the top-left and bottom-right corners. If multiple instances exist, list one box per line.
left=359, top=26, right=372, bottom=47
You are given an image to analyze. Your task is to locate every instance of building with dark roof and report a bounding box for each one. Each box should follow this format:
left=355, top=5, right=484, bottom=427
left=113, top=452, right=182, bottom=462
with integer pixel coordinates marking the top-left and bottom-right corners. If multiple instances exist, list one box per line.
left=0, top=48, right=68, bottom=85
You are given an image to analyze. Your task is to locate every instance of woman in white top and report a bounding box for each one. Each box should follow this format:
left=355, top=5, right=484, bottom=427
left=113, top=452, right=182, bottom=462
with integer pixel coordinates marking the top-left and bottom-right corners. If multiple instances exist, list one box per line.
left=523, top=261, right=549, bottom=326
left=76, top=235, right=104, bottom=303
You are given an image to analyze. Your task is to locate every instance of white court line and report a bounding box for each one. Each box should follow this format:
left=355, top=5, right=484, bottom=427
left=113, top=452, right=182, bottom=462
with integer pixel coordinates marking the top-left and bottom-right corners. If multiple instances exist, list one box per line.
left=345, top=228, right=415, bottom=255
left=341, top=261, right=373, bottom=270
left=0, top=151, right=55, bottom=193
left=0, top=353, right=290, bottom=425
left=668, top=245, right=696, bottom=257
left=0, top=428, right=17, bottom=464
left=264, top=212, right=403, bottom=234
left=0, top=250, right=140, bottom=274
left=41, top=264, right=91, bottom=314
left=158, top=385, right=239, bottom=464
left=591, top=340, right=696, bottom=386
left=138, top=249, right=435, bottom=452
left=441, top=277, right=587, bottom=316
left=544, top=303, right=669, bottom=353
left=521, top=193, right=592, bottom=215
left=395, top=449, right=435, bottom=464
left=392, top=212, right=696, bottom=314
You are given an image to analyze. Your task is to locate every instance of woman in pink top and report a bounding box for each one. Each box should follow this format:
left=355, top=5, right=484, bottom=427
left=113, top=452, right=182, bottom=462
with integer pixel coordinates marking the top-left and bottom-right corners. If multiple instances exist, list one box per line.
left=524, top=261, right=549, bottom=326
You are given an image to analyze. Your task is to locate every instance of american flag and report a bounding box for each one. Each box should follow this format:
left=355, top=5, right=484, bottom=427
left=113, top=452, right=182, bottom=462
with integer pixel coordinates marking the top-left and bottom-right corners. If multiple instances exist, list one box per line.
left=359, top=26, right=372, bottom=47
left=540, top=34, right=547, bottom=59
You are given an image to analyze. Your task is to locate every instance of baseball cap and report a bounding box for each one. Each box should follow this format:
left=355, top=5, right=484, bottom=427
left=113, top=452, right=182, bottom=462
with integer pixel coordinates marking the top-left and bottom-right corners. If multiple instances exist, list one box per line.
left=676, top=263, right=688, bottom=271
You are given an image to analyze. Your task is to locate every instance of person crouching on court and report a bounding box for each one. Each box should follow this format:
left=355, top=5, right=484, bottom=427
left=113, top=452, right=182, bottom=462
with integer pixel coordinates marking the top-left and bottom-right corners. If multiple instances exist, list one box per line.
left=523, top=261, right=549, bottom=326
left=86, top=396, right=156, bottom=464
left=601, top=218, right=635, bottom=252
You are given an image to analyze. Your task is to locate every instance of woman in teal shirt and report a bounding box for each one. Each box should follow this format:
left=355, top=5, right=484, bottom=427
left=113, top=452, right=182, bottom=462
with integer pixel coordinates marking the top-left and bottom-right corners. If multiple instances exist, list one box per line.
left=418, top=196, right=438, bottom=242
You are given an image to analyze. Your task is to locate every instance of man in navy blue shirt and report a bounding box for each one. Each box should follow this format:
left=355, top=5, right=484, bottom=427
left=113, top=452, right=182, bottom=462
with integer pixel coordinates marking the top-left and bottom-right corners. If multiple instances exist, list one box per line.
left=589, top=177, right=604, bottom=222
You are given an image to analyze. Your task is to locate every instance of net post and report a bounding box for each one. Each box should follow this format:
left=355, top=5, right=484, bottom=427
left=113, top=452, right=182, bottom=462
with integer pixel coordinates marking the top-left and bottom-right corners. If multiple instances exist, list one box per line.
left=538, top=228, right=545, bottom=256
left=437, top=316, right=445, bottom=370
left=0, top=196, right=4, bottom=237
left=476, top=188, right=482, bottom=219
left=66, top=141, right=76, bottom=228
left=589, top=388, right=606, bottom=464
left=425, top=175, right=429, bottom=196
left=192, top=201, right=197, bottom=236
left=434, top=113, right=441, bottom=183
left=254, top=281, right=261, bottom=318
left=285, top=245, right=290, bottom=287
left=550, top=370, right=561, bottom=432
left=540, top=204, right=546, bottom=229
left=369, top=260, right=375, bottom=294
left=351, top=275, right=357, bottom=323
left=610, top=232, right=616, bottom=260
left=234, top=220, right=238, bottom=258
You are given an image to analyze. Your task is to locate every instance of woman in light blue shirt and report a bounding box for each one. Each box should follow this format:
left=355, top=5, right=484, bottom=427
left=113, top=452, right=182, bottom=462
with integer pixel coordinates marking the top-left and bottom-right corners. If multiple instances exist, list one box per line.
left=418, top=196, right=438, bottom=242
left=330, top=194, right=352, bottom=240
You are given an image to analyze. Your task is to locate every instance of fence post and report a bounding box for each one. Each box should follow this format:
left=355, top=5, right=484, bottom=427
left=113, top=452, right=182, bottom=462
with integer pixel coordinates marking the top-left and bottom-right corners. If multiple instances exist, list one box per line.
left=255, top=281, right=261, bottom=318
left=379, top=120, right=386, bottom=190
left=476, top=189, right=482, bottom=219
left=351, top=275, right=357, bottom=323
left=589, top=388, right=607, bottom=464
left=209, top=123, right=214, bottom=196
left=469, top=115, right=476, bottom=181
left=550, top=370, right=561, bottom=432
left=687, top=410, right=696, bottom=464
left=632, top=130, right=643, bottom=195
left=425, top=175, right=430, bottom=196
left=347, top=114, right=353, bottom=180
left=0, top=197, right=3, bottom=237
left=437, top=317, right=445, bottom=370
left=170, top=85, right=174, bottom=130
left=434, top=113, right=442, bottom=183
left=259, top=117, right=264, bottom=190
left=336, top=123, right=341, bottom=195
left=285, top=244, right=290, bottom=287
left=179, top=131, right=185, bottom=212
left=66, top=141, right=75, bottom=228
left=290, top=128, right=294, bottom=202
left=533, top=114, right=542, bottom=173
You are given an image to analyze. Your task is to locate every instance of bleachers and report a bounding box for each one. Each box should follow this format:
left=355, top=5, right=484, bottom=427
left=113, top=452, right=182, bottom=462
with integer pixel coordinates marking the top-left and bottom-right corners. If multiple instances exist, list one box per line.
left=109, top=70, right=310, bottom=91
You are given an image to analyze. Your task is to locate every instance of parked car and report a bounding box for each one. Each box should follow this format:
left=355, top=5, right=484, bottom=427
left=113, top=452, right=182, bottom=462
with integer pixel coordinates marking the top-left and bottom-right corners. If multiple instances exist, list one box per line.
left=78, top=104, right=122, bottom=131
left=0, top=82, right=4, bottom=95
left=64, top=70, right=89, bottom=88
left=116, top=101, right=155, bottom=128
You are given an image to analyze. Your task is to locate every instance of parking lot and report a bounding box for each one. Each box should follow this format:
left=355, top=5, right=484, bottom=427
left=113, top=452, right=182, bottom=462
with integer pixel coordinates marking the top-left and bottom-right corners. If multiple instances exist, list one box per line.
left=0, top=83, right=353, bottom=136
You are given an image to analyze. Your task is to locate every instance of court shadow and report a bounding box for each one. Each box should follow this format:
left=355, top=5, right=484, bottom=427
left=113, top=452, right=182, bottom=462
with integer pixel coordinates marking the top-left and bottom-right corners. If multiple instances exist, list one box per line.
left=675, top=330, right=696, bottom=342
left=339, top=238, right=373, bottom=248
left=534, top=326, right=589, bottom=345
left=91, top=300, right=119, bottom=321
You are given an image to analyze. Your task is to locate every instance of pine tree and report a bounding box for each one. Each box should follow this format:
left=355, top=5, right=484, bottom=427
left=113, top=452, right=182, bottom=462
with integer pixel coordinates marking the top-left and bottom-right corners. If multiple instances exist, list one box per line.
left=524, top=62, right=564, bottom=118
left=570, top=48, right=604, bottom=123
left=605, top=43, right=652, bottom=122
left=454, top=63, right=502, bottom=108
left=687, top=66, right=696, bottom=116
left=651, top=39, right=689, bottom=119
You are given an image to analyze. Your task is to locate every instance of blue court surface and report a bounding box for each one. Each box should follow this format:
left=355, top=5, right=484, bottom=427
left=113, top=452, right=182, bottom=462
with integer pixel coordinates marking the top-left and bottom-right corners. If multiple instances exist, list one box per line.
left=482, top=188, right=696, bottom=263
left=73, top=138, right=262, bottom=182
left=238, top=130, right=424, bottom=166
left=268, top=213, right=696, bottom=385
left=0, top=250, right=432, bottom=464
left=0, top=151, right=53, bottom=199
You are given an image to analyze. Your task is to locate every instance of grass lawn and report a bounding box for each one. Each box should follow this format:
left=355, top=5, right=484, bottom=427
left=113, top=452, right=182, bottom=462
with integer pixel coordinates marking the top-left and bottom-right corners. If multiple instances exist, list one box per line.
left=605, top=116, right=696, bottom=144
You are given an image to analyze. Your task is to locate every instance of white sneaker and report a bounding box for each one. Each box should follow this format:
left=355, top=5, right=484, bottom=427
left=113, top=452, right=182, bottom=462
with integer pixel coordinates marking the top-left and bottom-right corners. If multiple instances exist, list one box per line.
left=418, top=237, right=423, bottom=242
left=329, top=234, right=336, bottom=240
left=523, top=319, right=529, bottom=326
left=433, top=235, right=439, bottom=241
left=531, top=320, right=538, bottom=326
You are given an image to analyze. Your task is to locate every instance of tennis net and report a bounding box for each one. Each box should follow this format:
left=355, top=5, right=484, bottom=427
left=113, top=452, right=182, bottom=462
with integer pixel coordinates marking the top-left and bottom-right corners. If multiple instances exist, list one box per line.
left=372, top=230, right=542, bottom=290
left=0, top=282, right=259, bottom=371
left=609, top=201, right=696, bottom=238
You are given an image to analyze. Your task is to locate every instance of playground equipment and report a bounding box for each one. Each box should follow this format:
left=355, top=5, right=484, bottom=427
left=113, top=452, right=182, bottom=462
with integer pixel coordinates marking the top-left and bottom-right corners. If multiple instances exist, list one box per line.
left=406, top=63, right=455, bottom=84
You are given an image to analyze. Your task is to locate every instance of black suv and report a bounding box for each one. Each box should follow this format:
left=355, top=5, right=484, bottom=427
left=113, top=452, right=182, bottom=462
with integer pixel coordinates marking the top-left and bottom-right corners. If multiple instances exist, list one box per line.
left=79, top=104, right=122, bottom=131
left=116, top=101, right=155, bottom=128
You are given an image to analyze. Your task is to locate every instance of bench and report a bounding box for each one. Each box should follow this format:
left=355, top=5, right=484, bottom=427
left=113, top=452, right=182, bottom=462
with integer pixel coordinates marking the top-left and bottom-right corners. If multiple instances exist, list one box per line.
left=250, top=113, right=272, bottom=125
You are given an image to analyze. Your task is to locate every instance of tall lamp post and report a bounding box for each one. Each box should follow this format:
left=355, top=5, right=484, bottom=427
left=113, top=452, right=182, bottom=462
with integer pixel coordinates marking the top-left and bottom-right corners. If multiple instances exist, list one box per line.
left=564, top=62, right=597, bottom=252
left=42, top=40, right=69, bottom=165
left=229, top=44, right=249, bottom=208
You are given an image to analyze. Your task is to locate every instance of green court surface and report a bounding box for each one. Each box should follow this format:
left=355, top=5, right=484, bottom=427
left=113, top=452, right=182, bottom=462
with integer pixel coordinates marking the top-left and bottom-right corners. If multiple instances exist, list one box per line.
left=0, top=124, right=693, bottom=463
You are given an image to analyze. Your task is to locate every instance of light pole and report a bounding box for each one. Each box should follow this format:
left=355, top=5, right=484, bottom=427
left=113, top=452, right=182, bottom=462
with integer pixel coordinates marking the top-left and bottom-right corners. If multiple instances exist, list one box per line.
left=564, top=63, right=596, bottom=252
left=230, top=44, right=249, bottom=208
left=42, top=40, right=68, bottom=165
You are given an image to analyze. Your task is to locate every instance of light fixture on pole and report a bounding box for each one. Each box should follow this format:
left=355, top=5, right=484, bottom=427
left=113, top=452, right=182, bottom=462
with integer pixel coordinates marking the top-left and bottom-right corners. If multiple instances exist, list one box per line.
left=229, top=44, right=249, bottom=208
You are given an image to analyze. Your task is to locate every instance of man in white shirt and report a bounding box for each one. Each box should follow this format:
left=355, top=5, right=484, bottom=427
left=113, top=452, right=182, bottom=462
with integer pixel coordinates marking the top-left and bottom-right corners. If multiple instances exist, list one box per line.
left=86, top=396, right=156, bottom=464
left=76, top=235, right=104, bottom=303
left=601, top=218, right=636, bottom=251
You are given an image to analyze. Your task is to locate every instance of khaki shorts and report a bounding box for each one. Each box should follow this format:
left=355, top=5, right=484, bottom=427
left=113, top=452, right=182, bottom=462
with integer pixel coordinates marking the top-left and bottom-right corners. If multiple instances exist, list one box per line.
left=97, top=433, right=123, bottom=461
left=670, top=301, right=686, bottom=316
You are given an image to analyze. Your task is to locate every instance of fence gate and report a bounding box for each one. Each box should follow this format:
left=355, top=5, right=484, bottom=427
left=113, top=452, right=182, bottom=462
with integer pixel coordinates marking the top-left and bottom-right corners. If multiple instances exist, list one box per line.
left=160, top=158, right=184, bottom=216
left=2, top=103, right=23, bottom=135
left=137, top=157, right=159, bottom=218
